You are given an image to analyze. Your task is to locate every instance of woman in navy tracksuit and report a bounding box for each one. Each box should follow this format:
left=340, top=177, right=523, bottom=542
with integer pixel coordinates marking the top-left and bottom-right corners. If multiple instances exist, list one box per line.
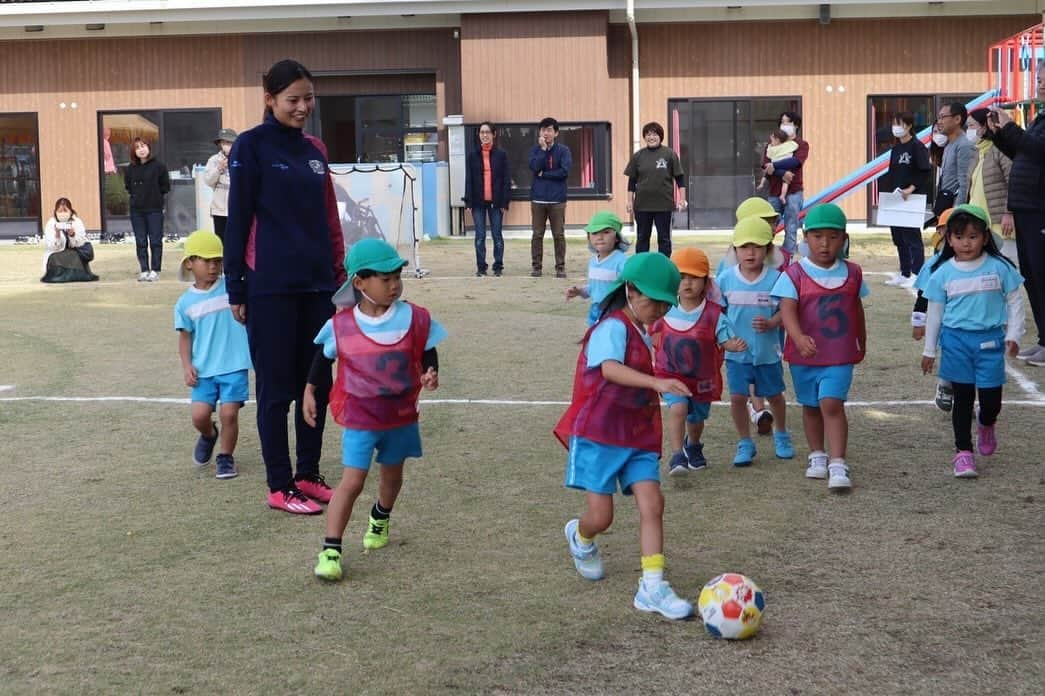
left=224, top=59, right=347, bottom=514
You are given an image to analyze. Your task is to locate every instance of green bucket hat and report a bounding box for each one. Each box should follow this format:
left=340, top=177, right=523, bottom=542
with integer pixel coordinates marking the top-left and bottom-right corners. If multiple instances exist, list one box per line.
left=606, top=252, right=681, bottom=306
left=332, top=238, right=408, bottom=306
left=803, top=203, right=847, bottom=231
left=584, top=211, right=623, bottom=234
left=735, top=197, right=778, bottom=222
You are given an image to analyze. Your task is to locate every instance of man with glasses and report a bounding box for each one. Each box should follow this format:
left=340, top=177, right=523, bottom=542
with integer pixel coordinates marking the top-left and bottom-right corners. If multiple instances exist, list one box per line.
left=937, top=102, right=974, bottom=208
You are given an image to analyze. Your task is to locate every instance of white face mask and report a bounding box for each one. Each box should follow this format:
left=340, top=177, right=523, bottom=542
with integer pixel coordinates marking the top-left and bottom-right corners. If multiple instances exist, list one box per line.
left=891, top=125, right=907, bottom=138
left=780, top=123, right=797, bottom=138
left=57, top=211, right=71, bottom=222
left=965, top=128, right=981, bottom=145
left=932, top=132, right=949, bottom=147
left=221, top=144, right=232, bottom=155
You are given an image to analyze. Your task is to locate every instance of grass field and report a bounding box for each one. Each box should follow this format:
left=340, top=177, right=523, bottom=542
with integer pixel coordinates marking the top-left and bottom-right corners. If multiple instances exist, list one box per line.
left=1, top=236, right=1043, bottom=695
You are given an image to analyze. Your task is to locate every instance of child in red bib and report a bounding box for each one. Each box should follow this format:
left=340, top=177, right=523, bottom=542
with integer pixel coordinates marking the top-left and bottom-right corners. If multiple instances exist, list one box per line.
left=555, top=252, right=695, bottom=620
left=306, top=239, right=445, bottom=582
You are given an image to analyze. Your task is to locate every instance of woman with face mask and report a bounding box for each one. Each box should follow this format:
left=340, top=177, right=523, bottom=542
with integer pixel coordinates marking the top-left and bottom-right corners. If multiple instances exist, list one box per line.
left=204, top=128, right=238, bottom=241
left=884, top=112, right=933, bottom=287
left=964, top=109, right=1014, bottom=258
left=41, top=197, right=98, bottom=283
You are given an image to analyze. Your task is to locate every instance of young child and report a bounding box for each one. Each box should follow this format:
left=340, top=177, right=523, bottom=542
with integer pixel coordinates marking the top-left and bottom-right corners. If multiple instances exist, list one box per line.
left=912, top=208, right=955, bottom=411
left=770, top=204, right=868, bottom=491
left=555, top=252, right=694, bottom=620
left=717, top=216, right=794, bottom=466
left=651, top=248, right=746, bottom=474
left=920, top=204, right=1024, bottom=479
left=566, top=211, right=629, bottom=326
left=308, top=238, right=446, bottom=582
left=174, top=231, right=252, bottom=479
left=757, top=128, right=798, bottom=204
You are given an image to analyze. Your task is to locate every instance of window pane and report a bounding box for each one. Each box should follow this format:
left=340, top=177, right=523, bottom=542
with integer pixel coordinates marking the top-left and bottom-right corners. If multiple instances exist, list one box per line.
left=0, top=113, right=41, bottom=238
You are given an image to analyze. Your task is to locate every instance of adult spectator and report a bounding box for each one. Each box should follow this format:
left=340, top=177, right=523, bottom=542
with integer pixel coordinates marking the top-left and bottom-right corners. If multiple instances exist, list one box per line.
left=528, top=117, right=571, bottom=278
left=624, top=121, right=687, bottom=256
left=203, top=128, right=237, bottom=241
left=884, top=112, right=933, bottom=287
left=761, top=111, right=808, bottom=254
left=463, top=121, right=510, bottom=277
left=40, top=197, right=97, bottom=283
left=989, top=70, right=1045, bottom=365
left=225, top=58, right=347, bottom=514
left=965, top=108, right=1013, bottom=255
left=936, top=101, right=974, bottom=210
left=124, top=136, right=169, bottom=282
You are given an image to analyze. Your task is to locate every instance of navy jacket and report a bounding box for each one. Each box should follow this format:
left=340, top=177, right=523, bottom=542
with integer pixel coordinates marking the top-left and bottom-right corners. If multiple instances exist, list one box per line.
left=528, top=142, right=572, bottom=203
left=993, top=114, right=1045, bottom=213
left=224, top=113, right=346, bottom=306
left=463, top=147, right=511, bottom=209
left=124, top=158, right=170, bottom=212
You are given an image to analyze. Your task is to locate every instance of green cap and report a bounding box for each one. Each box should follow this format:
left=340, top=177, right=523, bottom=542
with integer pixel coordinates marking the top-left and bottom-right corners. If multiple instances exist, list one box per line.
left=735, top=197, right=777, bottom=222
left=332, top=238, right=408, bottom=306
left=606, top=252, right=681, bottom=306
left=804, top=203, right=847, bottom=231
left=584, top=210, right=623, bottom=234
left=951, top=203, right=990, bottom=226
left=179, top=230, right=223, bottom=282
left=733, top=216, right=774, bottom=247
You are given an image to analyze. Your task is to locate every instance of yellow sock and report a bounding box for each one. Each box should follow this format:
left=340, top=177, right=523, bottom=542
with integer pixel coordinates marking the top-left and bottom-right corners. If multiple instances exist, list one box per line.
left=641, top=554, right=665, bottom=587
left=577, top=530, right=594, bottom=547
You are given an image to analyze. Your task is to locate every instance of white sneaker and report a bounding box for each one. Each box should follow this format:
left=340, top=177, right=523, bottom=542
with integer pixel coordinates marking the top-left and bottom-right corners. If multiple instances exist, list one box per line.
left=147, top=270, right=159, bottom=282
left=137, top=271, right=150, bottom=282
left=828, top=463, right=852, bottom=490
left=564, top=519, right=604, bottom=581
left=806, top=451, right=828, bottom=479
left=1017, top=344, right=1042, bottom=360
left=1024, top=346, right=1045, bottom=367
left=633, top=579, right=693, bottom=620
left=898, top=275, right=916, bottom=288
left=884, top=274, right=906, bottom=286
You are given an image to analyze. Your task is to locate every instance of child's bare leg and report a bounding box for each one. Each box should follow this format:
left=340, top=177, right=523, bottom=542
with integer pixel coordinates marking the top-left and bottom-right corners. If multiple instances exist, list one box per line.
left=820, top=398, right=848, bottom=459
left=191, top=402, right=216, bottom=438
left=579, top=492, right=614, bottom=539
left=803, top=405, right=825, bottom=453
left=686, top=419, right=705, bottom=445
left=376, top=463, right=405, bottom=511
left=631, top=481, right=664, bottom=557
left=325, top=468, right=367, bottom=539
left=767, top=393, right=788, bottom=432
left=730, top=393, right=751, bottom=438
left=667, top=402, right=687, bottom=452
left=749, top=385, right=766, bottom=412
left=217, top=402, right=241, bottom=454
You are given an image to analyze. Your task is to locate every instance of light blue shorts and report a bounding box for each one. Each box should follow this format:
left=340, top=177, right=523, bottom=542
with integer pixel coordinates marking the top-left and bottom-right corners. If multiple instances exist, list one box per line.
left=939, top=326, right=1006, bottom=388
left=565, top=436, right=659, bottom=496
left=191, top=369, right=249, bottom=407
left=726, top=361, right=786, bottom=397
left=663, top=393, right=712, bottom=424
left=789, top=364, right=854, bottom=407
left=341, top=422, right=422, bottom=470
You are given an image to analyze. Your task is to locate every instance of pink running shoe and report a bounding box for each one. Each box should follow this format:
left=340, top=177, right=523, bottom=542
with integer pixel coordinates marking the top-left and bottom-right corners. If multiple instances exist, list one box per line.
left=267, top=488, right=323, bottom=514
left=976, top=419, right=997, bottom=457
left=952, top=451, right=978, bottom=479
left=295, top=475, right=333, bottom=504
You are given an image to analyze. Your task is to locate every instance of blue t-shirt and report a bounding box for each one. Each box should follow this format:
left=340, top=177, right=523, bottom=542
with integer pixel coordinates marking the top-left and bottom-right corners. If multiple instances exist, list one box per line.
left=586, top=317, right=655, bottom=367
left=585, top=250, right=628, bottom=326
left=913, top=251, right=943, bottom=293
left=718, top=264, right=782, bottom=365
left=662, top=301, right=735, bottom=344
left=315, top=300, right=447, bottom=359
left=923, top=255, right=1023, bottom=331
left=174, top=277, right=252, bottom=378
left=770, top=258, right=871, bottom=300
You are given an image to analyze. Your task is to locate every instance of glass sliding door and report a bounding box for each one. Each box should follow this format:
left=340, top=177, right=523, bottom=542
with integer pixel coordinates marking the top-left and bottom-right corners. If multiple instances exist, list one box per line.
left=0, top=113, right=41, bottom=240
left=670, top=97, right=799, bottom=229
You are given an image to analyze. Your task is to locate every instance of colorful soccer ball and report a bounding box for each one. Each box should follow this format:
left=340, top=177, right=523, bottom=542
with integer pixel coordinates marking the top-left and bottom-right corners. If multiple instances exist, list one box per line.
left=697, top=573, right=765, bottom=640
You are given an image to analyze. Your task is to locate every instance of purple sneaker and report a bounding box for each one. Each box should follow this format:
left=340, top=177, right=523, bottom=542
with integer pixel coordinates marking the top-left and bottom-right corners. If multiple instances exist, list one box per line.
left=976, top=415, right=997, bottom=457
left=952, top=451, right=978, bottom=479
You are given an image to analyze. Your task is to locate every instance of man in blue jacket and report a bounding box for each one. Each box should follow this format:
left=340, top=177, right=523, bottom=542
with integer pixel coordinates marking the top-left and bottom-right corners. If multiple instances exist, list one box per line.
left=529, top=117, right=572, bottom=278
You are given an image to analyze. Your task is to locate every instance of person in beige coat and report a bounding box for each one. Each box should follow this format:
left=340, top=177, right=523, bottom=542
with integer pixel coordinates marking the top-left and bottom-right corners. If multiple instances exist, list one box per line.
left=203, top=128, right=237, bottom=240
left=966, top=108, right=1015, bottom=261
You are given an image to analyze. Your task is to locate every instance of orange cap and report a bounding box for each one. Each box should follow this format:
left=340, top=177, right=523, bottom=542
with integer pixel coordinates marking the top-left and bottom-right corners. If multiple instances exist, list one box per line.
left=936, top=208, right=954, bottom=229
left=671, top=247, right=710, bottom=278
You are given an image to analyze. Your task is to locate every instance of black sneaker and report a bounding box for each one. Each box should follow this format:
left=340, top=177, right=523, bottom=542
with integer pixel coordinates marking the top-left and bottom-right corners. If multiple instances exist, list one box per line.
left=493, top=269, right=503, bottom=277
left=476, top=269, right=487, bottom=277
left=193, top=423, right=218, bottom=467
left=530, top=270, right=542, bottom=277
left=215, top=454, right=238, bottom=479
left=555, top=271, right=567, bottom=279
left=935, top=383, right=953, bottom=412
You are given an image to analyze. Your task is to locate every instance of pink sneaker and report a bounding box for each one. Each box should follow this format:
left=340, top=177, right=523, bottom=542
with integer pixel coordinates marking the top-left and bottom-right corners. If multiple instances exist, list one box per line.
left=976, top=419, right=997, bottom=457
left=267, top=488, right=323, bottom=514
left=295, top=475, right=333, bottom=503
left=952, top=451, right=978, bottom=479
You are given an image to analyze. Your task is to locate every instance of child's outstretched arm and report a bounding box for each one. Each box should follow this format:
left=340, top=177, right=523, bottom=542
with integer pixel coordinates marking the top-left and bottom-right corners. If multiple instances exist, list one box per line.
left=920, top=301, right=943, bottom=374
left=178, top=330, right=197, bottom=387
left=778, top=298, right=816, bottom=358
left=565, top=285, right=589, bottom=300
left=303, top=347, right=334, bottom=427
left=421, top=348, right=439, bottom=390
left=601, top=360, right=691, bottom=397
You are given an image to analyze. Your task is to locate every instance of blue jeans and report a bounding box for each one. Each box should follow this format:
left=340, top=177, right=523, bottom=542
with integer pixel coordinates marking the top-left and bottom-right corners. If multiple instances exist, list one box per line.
left=130, top=209, right=164, bottom=272
left=472, top=205, right=504, bottom=273
left=770, top=192, right=803, bottom=254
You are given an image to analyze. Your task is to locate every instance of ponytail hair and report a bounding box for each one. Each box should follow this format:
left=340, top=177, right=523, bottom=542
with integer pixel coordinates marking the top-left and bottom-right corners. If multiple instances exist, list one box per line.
left=263, top=59, right=313, bottom=115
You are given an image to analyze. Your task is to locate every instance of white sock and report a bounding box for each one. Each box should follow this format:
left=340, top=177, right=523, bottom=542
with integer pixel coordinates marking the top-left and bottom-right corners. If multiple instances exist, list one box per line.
left=642, top=569, right=664, bottom=588
left=809, top=450, right=827, bottom=461
left=829, top=457, right=847, bottom=468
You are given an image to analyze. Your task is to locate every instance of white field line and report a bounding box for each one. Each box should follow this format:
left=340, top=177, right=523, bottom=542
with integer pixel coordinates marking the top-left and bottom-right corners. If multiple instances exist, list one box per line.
left=0, top=385, right=13, bottom=392
left=1, top=395, right=1044, bottom=408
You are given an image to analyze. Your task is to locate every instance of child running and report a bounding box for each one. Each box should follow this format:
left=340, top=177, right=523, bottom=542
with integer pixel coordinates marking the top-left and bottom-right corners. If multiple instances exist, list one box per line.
left=174, top=231, right=252, bottom=479
left=920, top=204, right=1024, bottom=478
left=651, top=247, right=746, bottom=473
left=309, top=239, right=447, bottom=581
left=566, top=211, right=629, bottom=326
left=770, top=204, right=868, bottom=491
left=555, top=252, right=694, bottom=620
left=717, top=216, right=794, bottom=466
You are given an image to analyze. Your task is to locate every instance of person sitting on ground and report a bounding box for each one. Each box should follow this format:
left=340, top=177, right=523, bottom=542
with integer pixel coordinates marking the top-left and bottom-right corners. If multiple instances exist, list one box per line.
left=41, top=197, right=98, bottom=283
